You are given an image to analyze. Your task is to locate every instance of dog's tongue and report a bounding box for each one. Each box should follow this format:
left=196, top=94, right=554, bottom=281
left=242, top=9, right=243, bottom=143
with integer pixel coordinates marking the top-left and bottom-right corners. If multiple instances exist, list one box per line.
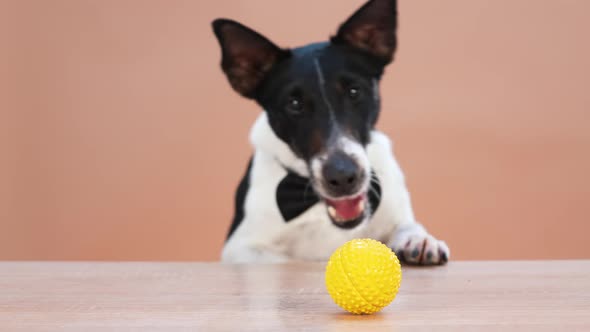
left=327, top=195, right=364, bottom=220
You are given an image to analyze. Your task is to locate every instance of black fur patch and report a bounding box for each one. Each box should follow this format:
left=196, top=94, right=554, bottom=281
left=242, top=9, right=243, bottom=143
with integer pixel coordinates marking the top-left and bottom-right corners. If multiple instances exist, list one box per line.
left=276, top=171, right=318, bottom=221
left=226, top=158, right=253, bottom=240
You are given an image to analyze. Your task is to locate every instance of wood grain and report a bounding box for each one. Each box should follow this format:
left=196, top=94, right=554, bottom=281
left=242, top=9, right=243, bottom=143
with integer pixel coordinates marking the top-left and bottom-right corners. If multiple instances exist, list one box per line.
left=0, top=261, right=589, bottom=331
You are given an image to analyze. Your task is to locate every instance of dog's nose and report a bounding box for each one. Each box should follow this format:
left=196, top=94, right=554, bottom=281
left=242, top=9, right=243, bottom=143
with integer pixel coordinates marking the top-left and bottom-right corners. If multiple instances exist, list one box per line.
left=322, top=152, right=361, bottom=195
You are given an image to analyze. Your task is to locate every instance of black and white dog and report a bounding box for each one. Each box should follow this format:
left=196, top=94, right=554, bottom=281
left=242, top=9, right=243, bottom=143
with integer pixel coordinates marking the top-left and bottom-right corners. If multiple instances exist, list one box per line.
left=212, top=0, right=449, bottom=265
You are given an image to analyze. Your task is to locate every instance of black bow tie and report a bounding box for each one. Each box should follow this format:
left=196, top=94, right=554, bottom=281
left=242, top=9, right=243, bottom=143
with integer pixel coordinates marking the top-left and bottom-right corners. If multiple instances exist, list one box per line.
left=276, top=170, right=382, bottom=222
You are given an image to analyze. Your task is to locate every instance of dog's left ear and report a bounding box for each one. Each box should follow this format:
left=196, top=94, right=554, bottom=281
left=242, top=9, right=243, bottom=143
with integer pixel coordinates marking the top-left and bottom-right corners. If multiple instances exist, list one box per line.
left=331, top=0, right=397, bottom=64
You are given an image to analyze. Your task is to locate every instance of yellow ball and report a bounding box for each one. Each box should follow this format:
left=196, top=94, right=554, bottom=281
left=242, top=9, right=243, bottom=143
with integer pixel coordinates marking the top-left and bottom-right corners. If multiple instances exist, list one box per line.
left=325, top=238, right=402, bottom=314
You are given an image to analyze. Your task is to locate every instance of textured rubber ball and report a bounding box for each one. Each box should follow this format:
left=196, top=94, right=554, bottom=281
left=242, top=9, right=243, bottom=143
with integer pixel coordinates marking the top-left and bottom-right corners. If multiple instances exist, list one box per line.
left=325, top=238, right=402, bottom=314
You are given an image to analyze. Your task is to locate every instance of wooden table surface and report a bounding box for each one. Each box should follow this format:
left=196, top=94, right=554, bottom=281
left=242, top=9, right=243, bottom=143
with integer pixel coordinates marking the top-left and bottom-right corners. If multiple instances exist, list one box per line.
left=1, top=261, right=589, bottom=331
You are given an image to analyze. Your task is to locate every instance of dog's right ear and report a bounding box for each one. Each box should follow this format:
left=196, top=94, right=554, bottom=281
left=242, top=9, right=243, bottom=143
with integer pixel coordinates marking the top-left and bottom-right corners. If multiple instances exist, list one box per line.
left=212, top=19, right=290, bottom=98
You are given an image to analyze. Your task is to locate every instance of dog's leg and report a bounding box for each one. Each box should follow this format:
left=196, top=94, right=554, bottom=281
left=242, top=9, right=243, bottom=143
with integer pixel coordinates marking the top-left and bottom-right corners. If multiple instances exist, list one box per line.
left=382, top=178, right=451, bottom=265
left=369, top=131, right=450, bottom=265
left=383, top=180, right=450, bottom=265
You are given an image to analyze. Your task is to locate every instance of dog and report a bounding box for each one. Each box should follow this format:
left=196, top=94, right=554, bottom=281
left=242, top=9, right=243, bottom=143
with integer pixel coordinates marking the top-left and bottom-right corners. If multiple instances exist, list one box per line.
left=212, top=0, right=450, bottom=265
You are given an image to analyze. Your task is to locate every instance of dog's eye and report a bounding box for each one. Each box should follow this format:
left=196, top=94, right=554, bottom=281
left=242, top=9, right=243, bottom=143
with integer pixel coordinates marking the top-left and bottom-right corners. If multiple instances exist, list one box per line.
left=348, top=86, right=361, bottom=100
left=286, top=97, right=304, bottom=115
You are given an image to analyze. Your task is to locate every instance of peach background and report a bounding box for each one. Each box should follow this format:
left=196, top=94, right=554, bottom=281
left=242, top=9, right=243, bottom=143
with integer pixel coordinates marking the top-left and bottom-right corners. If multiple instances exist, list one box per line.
left=1, top=0, right=589, bottom=261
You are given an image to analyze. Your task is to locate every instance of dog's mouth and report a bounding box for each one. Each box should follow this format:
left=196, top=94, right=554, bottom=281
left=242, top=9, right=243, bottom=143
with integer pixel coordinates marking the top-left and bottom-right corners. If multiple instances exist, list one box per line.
left=325, top=193, right=367, bottom=229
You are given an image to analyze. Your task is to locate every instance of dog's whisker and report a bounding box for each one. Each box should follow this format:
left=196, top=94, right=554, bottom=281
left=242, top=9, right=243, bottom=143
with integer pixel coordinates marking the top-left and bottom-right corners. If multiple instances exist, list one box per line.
left=369, top=185, right=381, bottom=200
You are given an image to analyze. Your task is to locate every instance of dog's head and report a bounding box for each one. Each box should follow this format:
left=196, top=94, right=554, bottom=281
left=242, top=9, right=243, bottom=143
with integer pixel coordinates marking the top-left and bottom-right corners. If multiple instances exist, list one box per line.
left=213, top=0, right=397, bottom=228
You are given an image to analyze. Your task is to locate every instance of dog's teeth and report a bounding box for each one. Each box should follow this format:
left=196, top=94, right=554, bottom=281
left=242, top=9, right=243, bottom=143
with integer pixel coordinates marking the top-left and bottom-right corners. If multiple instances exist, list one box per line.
left=328, top=206, right=347, bottom=223
left=328, top=206, right=337, bottom=219
left=358, top=199, right=365, bottom=212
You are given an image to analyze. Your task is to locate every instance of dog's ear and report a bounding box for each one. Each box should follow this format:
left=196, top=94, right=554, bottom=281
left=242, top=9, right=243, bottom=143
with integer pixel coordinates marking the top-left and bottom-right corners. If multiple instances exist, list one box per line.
left=331, top=0, right=397, bottom=64
left=212, top=19, right=290, bottom=98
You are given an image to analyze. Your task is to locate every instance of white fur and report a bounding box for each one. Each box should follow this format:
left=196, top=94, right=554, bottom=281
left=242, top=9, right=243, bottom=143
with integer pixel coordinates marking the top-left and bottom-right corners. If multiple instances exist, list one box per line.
left=222, top=113, right=450, bottom=264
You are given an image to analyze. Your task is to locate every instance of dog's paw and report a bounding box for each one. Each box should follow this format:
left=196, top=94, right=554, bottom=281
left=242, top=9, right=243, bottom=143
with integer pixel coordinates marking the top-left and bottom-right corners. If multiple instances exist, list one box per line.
left=391, top=234, right=450, bottom=266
